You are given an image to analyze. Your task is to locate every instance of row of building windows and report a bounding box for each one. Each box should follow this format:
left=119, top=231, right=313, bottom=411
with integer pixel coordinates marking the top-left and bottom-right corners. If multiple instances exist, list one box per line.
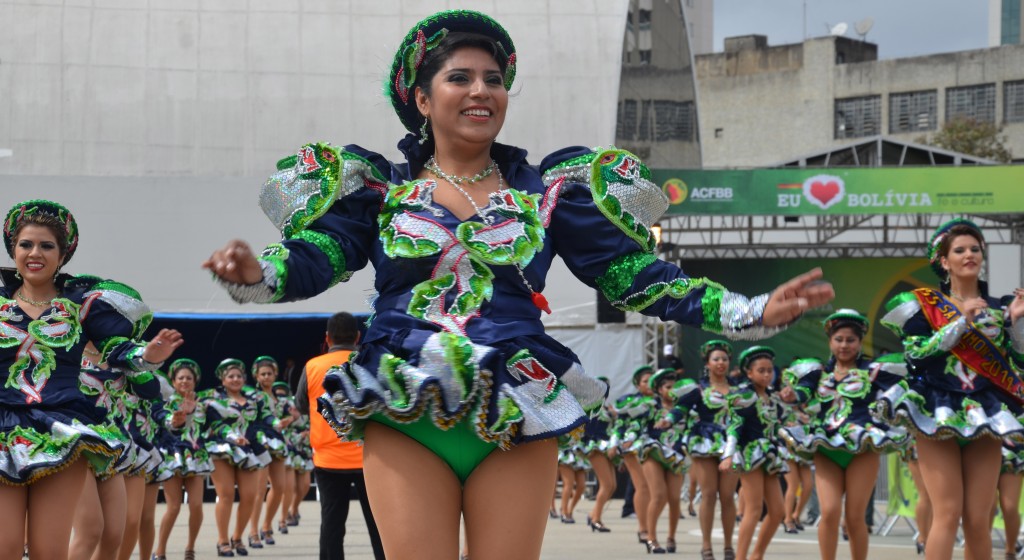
left=834, top=80, right=1024, bottom=139
left=617, top=99, right=697, bottom=142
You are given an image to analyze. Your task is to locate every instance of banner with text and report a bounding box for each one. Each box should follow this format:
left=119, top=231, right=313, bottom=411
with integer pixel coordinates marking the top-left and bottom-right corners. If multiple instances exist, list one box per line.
left=653, top=166, right=1024, bottom=215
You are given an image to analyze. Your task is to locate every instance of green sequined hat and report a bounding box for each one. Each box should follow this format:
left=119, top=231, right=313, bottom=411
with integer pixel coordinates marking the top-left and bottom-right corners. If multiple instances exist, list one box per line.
left=388, top=10, right=517, bottom=133
left=169, top=358, right=202, bottom=382
left=3, top=199, right=79, bottom=264
left=631, top=365, right=654, bottom=386
left=927, top=218, right=985, bottom=280
left=700, top=339, right=732, bottom=361
left=738, top=346, right=775, bottom=371
left=823, top=308, right=868, bottom=337
left=215, top=358, right=245, bottom=379
left=648, top=368, right=678, bottom=391
left=271, top=381, right=291, bottom=396
left=251, top=355, right=278, bottom=376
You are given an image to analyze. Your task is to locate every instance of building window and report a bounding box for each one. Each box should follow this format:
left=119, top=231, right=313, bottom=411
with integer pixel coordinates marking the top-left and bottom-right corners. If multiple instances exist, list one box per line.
left=617, top=99, right=638, bottom=140
left=1003, top=0, right=1021, bottom=45
left=1006, top=80, right=1024, bottom=123
left=945, top=84, right=996, bottom=123
left=889, top=90, right=937, bottom=133
left=653, top=100, right=695, bottom=141
left=834, top=95, right=881, bottom=139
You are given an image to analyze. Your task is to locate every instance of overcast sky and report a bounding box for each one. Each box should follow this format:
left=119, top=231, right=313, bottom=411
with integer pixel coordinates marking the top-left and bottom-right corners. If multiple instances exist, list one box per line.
left=714, top=0, right=990, bottom=59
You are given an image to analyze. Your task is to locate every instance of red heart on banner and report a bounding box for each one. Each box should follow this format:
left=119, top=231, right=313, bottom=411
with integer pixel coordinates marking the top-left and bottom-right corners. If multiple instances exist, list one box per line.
left=809, top=180, right=841, bottom=206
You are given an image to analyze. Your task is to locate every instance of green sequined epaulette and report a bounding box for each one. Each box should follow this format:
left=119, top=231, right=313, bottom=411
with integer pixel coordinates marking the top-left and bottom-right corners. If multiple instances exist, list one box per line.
left=541, top=147, right=667, bottom=253
left=72, top=275, right=153, bottom=339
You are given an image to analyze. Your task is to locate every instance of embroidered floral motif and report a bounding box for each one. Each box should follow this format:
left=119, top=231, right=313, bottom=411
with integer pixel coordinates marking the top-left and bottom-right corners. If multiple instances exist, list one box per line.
left=1, top=297, right=81, bottom=404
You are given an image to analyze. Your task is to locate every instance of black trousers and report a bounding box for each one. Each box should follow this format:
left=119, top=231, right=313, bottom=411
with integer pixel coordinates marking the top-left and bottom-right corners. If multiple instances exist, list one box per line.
left=315, top=468, right=386, bottom=560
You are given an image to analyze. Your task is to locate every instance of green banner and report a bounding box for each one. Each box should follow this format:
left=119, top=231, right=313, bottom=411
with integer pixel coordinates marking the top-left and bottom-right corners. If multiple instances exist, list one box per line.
left=887, top=454, right=918, bottom=518
left=652, top=166, right=1024, bottom=216
left=677, top=258, right=932, bottom=373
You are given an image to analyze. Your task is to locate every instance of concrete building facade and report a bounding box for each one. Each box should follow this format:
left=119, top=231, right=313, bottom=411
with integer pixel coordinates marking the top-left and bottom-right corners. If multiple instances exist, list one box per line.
left=696, top=35, right=1024, bottom=167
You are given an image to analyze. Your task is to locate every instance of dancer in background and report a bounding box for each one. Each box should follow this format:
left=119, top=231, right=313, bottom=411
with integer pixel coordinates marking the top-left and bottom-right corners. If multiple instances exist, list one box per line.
left=275, top=381, right=308, bottom=531
left=582, top=376, right=616, bottom=533
left=205, top=358, right=272, bottom=557
left=247, top=356, right=293, bottom=549
left=904, top=444, right=932, bottom=555
left=671, top=340, right=741, bottom=560
left=0, top=199, right=181, bottom=559
left=874, top=218, right=1024, bottom=560
left=997, top=440, right=1024, bottom=560
left=610, top=366, right=657, bottom=547
left=644, top=368, right=686, bottom=554
left=203, top=10, right=834, bottom=557
left=778, top=360, right=813, bottom=535
left=138, top=370, right=176, bottom=560
left=720, top=346, right=786, bottom=560
left=153, top=359, right=213, bottom=560
left=556, top=436, right=588, bottom=524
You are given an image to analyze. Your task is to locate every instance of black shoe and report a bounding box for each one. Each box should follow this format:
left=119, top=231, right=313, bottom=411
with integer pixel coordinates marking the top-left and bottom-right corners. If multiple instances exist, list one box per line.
left=278, top=521, right=289, bottom=535
left=261, top=529, right=275, bottom=545
left=916, top=541, right=925, bottom=555
left=591, top=520, right=611, bottom=533
left=229, top=539, right=248, bottom=556
left=549, top=508, right=559, bottom=519
left=646, top=540, right=666, bottom=554
left=688, top=505, right=698, bottom=517
left=560, top=514, right=575, bottom=524
left=794, top=522, right=805, bottom=531
left=784, top=522, right=799, bottom=534
left=666, top=539, right=676, bottom=553
left=637, top=531, right=649, bottom=543
left=247, top=535, right=263, bottom=550
left=216, top=543, right=235, bottom=557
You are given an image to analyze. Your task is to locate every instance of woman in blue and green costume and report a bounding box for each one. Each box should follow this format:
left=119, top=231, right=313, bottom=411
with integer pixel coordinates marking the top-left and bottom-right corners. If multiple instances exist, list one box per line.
left=202, top=10, right=834, bottom=558
left=581, top=375, right=616, bottom=533
left=246, top=355, right=294, bottom=549
left=609, top=365, right=657, bottom=545
left=555, top=431, right=588, bottom=524
left=154, top=358, right=212, bottom=560
left=669, top=339, right=740, bottom=560
left=642, top=368, right=686, bottom=553
left=779, top=309, right=909, bottom=560
left=720, top=346, right=786, bottom=560
left=872, top=218, right=1024, bottom=560
left=996, top=438, right=1024, bottom=560
left=776, top=357, right=813, bottom=537
left=204, top=358, right=273, bottom=557
left=272, top=381, right=310, bottom=531
left=0, top=199, right=181, bottom=559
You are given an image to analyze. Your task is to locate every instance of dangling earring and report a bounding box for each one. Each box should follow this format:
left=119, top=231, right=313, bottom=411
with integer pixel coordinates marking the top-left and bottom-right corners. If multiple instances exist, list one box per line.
left=14, top=270, right=21, bottom=280
left=419, top=117, right=430, bottom=145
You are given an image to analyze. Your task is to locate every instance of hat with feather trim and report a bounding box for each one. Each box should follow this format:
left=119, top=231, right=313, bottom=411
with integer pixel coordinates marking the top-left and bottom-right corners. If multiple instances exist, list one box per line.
left=4, top=199, right=79, bottom=264
left=388, top=10, right=517, bottom=133
left=927, top=218, right=985, bottom=280
left=738, top=346, right=775, bottom=371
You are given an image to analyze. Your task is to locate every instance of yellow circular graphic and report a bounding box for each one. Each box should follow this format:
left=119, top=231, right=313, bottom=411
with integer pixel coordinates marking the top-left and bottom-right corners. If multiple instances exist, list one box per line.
left=663, top=178, right=688, bottom=204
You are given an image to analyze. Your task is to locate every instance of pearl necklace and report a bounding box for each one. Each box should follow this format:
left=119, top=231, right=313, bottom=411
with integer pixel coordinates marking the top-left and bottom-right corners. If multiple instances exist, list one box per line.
left=16, top=288, right=55, bottom=307
left=425, top=156, right=500, bottom=225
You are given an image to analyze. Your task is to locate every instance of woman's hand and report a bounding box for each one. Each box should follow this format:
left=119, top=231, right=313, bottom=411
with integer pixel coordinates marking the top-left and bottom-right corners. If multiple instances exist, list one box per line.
left=202, top=239, right=263, bottom=285
left=236, top=436, right=249, bottom=446
left=761, top=268, right=835, bottom=327
left=180, top=392, right=197, bottom=415
left=170, top=410, right=186, bottom=428
left=779, top=386, right=797, bottom=403
left=961, top=297, right=989, bottom=323
left=719, top=457, right=734, bottom=472
left=1008, top=288, right=1024, bottom=322
left=654, top=419, right=671, bottom=430
left=279, top=416, right=295, bottom=429
left=142, top=329, right=184, bottom=364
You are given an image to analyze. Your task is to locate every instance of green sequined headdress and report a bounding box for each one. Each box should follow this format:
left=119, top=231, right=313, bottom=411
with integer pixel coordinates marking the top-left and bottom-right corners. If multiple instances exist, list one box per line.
left=926, top=218, right=985, bottom=280
left=215, top=358, right=245, bottom=379
left=738, top=346, right=775, bottom=371
left=271, top=381, right=291, bottom=396
left=388, top=10, right=517, bottom=133
left=823, top=308, right=868, bottom=337
left=700, top=339, right=732, bottom=361
left=631, top=365, right=654, bottom=386
left=169, top=358, right=202, bottom=382
left=648, top=368, right=678, bottom=391
left=251, top=355, right=278, bottom=376
left=4, top=199, right=79, bottom=264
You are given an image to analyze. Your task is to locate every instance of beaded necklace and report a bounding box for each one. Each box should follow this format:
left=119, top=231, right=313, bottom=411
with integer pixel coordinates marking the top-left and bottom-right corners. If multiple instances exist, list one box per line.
left=16, top=288, right=55, bottom=307
left=425, top=156, right=552, bottom=314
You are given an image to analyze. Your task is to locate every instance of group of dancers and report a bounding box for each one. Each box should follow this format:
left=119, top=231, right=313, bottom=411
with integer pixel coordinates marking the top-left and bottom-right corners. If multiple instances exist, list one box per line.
left=554, top=218, right=1024, bottom=560
left=5, top=7, right=1024, bottom=560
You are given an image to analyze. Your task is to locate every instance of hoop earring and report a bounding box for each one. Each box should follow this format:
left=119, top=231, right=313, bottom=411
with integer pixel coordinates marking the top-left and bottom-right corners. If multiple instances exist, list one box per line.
left=418, top=117, right=430, bottom=145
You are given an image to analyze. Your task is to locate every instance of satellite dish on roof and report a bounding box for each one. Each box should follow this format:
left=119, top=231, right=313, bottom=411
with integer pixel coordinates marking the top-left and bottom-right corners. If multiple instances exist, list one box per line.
left=855, top=17, right=874, bottom=40
left=830, top=22, right=848, bottom=36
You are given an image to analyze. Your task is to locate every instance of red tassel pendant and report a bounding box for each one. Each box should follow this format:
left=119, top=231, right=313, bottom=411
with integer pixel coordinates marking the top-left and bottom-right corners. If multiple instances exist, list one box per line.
left=531, top=291, right=552, bottom=314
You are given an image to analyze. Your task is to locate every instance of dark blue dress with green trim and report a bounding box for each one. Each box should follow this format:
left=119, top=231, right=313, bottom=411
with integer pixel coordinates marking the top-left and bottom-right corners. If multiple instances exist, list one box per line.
left=872, top=291, right=1024, bottom=440
left=581, top=404, right=615, bottom=457
left=0, top=273, right=160, bottom=485
left=721, top=387, right=787, bottom=474
left=157, top=389, right=215, bottom=481
left=202, top=388, right=272, bottom=470
left=669, top=378, right=732, bottom=458
left=247, top=387, right=289, bottom=460
left=780, top=354, right=909, bottom=459
left=217, top=138, right=790, bottom=481
left=609, top=392, right=655, bottom=456
left=638, top=399, right=687, bottom=474
left=284, top=398, right=314, bottom=473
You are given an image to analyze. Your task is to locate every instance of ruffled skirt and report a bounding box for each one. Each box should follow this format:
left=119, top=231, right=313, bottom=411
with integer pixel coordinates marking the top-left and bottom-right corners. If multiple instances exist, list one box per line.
left=0, top=403, right=127, bottom=485
left=156, top=440, right=214, bottom=481
left=319, top=331, right=607, bottom=450
left=727, top=438, right=787, bottom=474
left=779, top=419, right=908, bottom=456
left=871, top=380, right=1024, bottom=442
left=686, top=422, right=727, bottom=458
left=205, top=438, right=271, bottom=471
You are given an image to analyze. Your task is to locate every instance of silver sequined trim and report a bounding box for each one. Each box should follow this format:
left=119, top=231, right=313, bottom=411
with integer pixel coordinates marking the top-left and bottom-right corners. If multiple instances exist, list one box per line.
left=1011, top=318, right=1024, bottom=354
left=882, top=299, right=921, bottom=332
left=719, top=292, right=787, bottom=340
left=218, top=260, right=278, bottom=304
left=937, top=316, right=969, bottom=352
left=86, top=289, right=151, bottom=325
left=786, top=360, right=822, bottom=379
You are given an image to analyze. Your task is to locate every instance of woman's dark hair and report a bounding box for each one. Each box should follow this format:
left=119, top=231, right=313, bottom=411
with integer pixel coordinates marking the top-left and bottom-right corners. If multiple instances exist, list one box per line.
left=937, top=224, right=985, bottom=261
left=414, top=32, right=510, bottom=99
left=826, top=321, right=866, bottom=340
left=171, top=364, right=197, bottom=382
left=12, top=213, right=69, bottom=264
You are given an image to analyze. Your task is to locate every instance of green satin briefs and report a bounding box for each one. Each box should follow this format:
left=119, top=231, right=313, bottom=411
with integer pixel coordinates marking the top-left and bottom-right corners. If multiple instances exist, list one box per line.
left=372, top=414, right=498, bottom=484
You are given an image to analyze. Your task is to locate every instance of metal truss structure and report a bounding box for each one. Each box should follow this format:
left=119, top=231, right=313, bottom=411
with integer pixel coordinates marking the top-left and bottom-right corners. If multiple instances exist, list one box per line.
left=640, top=212, right=1024, bottom=365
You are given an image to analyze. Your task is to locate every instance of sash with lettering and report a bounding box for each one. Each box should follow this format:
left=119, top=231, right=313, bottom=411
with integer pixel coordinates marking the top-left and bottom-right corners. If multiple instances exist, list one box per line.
left=913, top=287, right=1024, bottom=406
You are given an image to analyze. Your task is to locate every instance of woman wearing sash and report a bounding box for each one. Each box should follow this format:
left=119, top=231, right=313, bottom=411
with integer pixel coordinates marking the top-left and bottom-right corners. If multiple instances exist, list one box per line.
left=873, top=218, right=1024, bottom=560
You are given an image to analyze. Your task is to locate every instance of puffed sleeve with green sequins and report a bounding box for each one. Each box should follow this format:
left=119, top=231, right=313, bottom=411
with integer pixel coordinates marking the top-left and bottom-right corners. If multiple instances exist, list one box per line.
left=541, top=146, right=784, bottom=340
left=218, top=143, right=391, bottom=304
left=71, top=275, right=159, bottom=372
